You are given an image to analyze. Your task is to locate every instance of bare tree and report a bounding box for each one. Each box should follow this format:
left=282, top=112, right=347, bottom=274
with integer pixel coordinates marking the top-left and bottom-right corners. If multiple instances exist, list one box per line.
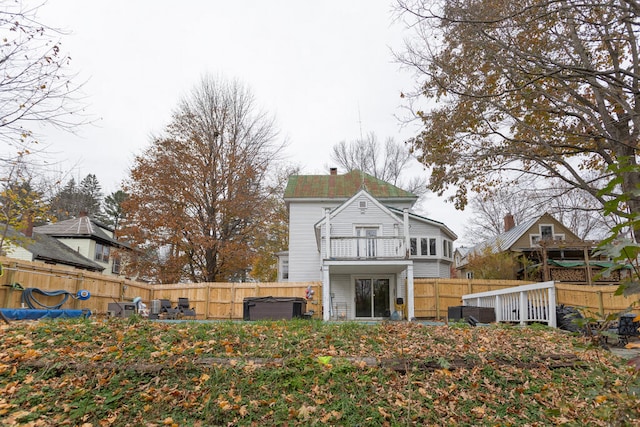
left=122, top=74, right=283, bottom=283
left=464, top=177, right=616, bottom=244
left=0, top=1, right=87, bottom=158
left=330, top=132, right=428, bottom=196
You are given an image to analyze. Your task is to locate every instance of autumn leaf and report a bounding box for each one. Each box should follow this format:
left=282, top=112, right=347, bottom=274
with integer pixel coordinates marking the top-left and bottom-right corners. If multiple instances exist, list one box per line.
left=297, top=404, right=316, bottom=419
left=317, top=356, right=332, bottom=365
left=594, top=395, right=607, bottom=404
left=378, top=406, right=391, bottom=419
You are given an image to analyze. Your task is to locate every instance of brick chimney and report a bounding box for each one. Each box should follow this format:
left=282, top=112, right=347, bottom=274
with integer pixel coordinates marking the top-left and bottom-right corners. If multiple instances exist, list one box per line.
left=330, top=167, right=337, bottom=175
left=504, top=213, right=515, bottom=232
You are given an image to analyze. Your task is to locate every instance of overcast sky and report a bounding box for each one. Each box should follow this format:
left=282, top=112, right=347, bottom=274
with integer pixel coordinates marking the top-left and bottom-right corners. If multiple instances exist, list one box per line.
left=33, top=0, right=473, bottom=242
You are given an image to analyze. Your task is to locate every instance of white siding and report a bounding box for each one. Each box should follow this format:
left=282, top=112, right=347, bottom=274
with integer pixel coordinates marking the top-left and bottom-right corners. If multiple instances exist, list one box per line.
left=288, top=202, right=334, bottom=282
left=329, top=274, right=352, bottom=320
left=439, top=262, right=452, bottom=278
left=330, top=194, right=401, bottom=237
left=413, top=260, right=442, bottom=278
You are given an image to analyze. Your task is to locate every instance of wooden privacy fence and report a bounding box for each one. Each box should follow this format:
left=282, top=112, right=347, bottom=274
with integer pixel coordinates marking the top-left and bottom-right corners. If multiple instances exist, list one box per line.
left=0, top=257, right=322, bottom=319
left=0, top=257, right=637, bottom=320
left=414, top=278, right=639, bottom=320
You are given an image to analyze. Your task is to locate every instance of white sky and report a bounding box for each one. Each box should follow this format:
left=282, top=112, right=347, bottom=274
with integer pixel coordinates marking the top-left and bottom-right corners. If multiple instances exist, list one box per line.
left=34, top=0, right=473, bottom=242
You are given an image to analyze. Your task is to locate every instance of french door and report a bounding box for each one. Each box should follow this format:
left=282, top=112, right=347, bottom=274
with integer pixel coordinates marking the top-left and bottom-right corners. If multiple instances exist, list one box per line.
left=356, top=227, right=378, bottom=258
left=355, top=277, right=390, bottom=318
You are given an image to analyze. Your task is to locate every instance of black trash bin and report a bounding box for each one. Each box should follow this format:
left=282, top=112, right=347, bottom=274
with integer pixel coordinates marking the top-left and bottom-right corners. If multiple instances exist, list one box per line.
left=243, top=296, right=307, bottom=321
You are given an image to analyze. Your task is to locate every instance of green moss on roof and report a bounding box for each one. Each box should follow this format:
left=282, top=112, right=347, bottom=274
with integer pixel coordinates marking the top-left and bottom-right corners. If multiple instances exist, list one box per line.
left=284, top=170, right=416, bottom=199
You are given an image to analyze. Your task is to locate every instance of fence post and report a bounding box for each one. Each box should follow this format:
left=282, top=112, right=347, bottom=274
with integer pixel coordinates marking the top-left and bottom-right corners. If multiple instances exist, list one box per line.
left=230, top=283, right=236, bottom=319
left=548, top=284, right=557, bottom=328
left=597, top=291, right=604, bottom=318
left=2, top=262, right=17, bottom=308
left=519, top=290, right=527, bottom=326
left=434, top=280, right=440, bottom=320
left=495, top=295, right=502, bottom=322
left=205, top=285, right=211, bottom=319
left=73, top=273, right=84, bottom=309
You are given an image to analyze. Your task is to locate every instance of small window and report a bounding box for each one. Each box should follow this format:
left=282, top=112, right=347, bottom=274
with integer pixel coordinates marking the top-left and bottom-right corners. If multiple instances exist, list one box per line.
left=410, top=238, right=417, bottom=256
left=429, top=238, right=437, bottom=256
left=421, top=238, right=429, bottom=255
left=282, top=260, right=289, bottom=280
left=95, top=243, right=110, bottom=263
left=112, top=257, right=121, bottom=274
left=443, top=240, right=452, bottom=258
left=540, top=225, right=553, bottom=241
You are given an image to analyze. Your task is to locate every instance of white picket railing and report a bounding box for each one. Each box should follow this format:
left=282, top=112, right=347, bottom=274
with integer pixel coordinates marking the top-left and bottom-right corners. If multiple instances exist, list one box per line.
left=327, top=237, right=407, bottom=259
left=462, top=281, right=557, bottom=328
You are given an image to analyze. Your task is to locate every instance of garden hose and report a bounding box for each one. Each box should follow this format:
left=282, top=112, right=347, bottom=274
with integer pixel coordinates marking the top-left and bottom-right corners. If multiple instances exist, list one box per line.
left=20, top=288, right=91, bottom=309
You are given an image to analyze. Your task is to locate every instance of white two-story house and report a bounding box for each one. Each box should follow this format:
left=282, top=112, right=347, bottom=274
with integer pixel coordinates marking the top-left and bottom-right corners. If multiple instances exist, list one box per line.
left=282, top=168, right=457, bottom=321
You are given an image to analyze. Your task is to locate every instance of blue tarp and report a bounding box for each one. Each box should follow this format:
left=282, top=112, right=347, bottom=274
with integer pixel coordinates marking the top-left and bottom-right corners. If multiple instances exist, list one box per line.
left=0, top=309, right=91, bottom=320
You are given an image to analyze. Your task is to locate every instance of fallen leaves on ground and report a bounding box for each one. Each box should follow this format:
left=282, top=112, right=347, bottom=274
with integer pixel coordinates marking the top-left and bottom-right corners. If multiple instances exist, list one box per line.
left=0, top=318, right=638, bottom=426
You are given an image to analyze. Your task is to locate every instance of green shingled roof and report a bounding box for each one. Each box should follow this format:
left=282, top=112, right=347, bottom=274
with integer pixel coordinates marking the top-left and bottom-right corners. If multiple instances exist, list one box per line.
left=284, top=170, right=417, bottom=200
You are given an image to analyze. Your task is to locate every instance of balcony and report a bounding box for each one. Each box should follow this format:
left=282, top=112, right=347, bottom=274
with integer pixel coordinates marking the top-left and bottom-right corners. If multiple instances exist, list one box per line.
left=324, top=236, right=407, bottom=260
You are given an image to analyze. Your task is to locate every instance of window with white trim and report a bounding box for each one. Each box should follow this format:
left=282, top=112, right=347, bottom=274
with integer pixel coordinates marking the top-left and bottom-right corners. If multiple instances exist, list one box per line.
left=409, top=236, right=438, bottom=256
left=442, top=240, right=453, bottom=258
left=530, top=224, right=565, bottom=246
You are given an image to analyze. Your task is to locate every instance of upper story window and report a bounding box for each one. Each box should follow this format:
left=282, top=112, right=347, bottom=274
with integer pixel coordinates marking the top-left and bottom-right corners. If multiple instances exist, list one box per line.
left=530, top=224, right=565, bottom=246
left=95, top=243, right=110, bottom=263
left=540, top=225, right=553, bottom=240
left=442, top=240, right=453, bottom=258
left=410, top=237, right=438, bottom=256
left=112, top=257, right=121, bottom=274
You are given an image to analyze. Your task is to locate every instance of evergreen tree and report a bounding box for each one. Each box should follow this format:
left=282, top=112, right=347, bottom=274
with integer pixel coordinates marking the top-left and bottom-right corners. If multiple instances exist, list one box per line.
left=101, top=190, right=127, bottom=231
left=49, top=174, right=104, bottom=221
left=79, top=174, right=103, bottom=216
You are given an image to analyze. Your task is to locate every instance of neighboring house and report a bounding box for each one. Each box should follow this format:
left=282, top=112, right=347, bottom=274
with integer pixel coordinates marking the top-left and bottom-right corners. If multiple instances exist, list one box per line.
left=453, top=246, right=472, bottom=279
left=32, top=212, right=131, bottom=277
left=282, top=168, right=457, bottom=321
left=1, top=224, right=105, bottom=272
left=455, top=212, right=612, bottom=284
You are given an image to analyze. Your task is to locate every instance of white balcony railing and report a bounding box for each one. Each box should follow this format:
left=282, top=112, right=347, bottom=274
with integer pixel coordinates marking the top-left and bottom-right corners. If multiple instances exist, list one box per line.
left=462, top=281, right=557, bottom=327
left=326, top=237, right=407, bottom=260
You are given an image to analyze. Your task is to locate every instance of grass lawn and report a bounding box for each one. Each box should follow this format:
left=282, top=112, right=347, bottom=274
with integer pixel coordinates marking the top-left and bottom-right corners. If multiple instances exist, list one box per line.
left=0, top=318, right=638, bottom=426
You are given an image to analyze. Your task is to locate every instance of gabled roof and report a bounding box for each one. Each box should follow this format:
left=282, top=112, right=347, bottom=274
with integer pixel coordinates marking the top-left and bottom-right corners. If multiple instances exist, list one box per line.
left=314, top=189, right=403, bottom=229
left=34, top=215, right=128, bottom=248
left=3, top=225, right=104, bottom=272
left=284, top=170, right=417, bottom=201
left=478, top=216, right=540, bottom=254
